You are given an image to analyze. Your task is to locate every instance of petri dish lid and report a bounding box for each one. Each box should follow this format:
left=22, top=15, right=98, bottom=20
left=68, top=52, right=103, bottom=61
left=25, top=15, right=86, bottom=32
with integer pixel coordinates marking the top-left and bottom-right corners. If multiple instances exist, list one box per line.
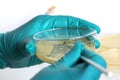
left=33, top=27, right=97, bottom=41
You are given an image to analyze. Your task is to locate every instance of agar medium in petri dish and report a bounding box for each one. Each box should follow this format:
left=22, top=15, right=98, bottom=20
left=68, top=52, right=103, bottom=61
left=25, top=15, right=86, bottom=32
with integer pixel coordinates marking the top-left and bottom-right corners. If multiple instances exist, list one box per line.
left=95, top=34, right=120, bottom=72
left=33, top=27, right=97, bottom=63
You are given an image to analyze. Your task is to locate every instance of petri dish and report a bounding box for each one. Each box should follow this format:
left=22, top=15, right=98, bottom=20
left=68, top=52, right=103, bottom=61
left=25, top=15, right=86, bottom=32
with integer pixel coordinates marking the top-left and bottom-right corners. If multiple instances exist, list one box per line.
left=95, top=34, right=120, bottom=72
left=33, top=27, right=97, bottom=63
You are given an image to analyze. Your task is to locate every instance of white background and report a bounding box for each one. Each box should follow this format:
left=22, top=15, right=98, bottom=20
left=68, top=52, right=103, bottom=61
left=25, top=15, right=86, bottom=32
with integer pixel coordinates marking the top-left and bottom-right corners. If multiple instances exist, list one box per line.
left=0, top=0, right=120, bottom=80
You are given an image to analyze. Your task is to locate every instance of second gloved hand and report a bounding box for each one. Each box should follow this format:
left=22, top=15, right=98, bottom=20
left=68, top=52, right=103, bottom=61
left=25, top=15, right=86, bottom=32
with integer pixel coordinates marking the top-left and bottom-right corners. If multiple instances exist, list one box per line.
left=0, top=15, right=100, bottom=68
left=31, top=42, right=106, bottom=80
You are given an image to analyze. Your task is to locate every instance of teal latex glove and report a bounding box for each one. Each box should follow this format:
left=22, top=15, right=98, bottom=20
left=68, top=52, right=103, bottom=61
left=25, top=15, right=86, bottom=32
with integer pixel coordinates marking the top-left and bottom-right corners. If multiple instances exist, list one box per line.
left=0, top=15, right=100, bottom=68
left=31, top=42, right=106, bottom=80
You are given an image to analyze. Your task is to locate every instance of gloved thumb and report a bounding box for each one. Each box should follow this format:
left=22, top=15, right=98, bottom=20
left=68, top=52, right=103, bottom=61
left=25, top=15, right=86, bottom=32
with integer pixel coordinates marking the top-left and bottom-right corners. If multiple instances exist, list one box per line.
left=21, top=38, right=37, bottom=56
left=51, top=41, right=84, bottom=69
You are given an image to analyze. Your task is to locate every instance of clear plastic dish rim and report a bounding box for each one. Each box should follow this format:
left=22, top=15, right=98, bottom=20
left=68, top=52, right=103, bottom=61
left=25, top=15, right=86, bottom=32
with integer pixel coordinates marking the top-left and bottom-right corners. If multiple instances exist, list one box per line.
left=33, top=27, right=97, bottom=41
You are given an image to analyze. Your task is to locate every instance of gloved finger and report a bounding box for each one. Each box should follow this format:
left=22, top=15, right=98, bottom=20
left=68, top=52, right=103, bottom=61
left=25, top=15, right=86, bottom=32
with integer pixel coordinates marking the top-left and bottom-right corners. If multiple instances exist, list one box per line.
left=45, top=15, right=100, bottom=33
left=20, top=38, right=37, bottom=56
left=68, top=16, right=101, bottom=34
left=73, top=48, right=107, bottom=80
left=49, top=41, right=84, bottom=69
left=25, top=15, right=100, bottom=33
left=81, top=48, right=107, bottom=68
left=87, top=35, right=100, bottom=48
left=25, top=39, right=37, bottom=56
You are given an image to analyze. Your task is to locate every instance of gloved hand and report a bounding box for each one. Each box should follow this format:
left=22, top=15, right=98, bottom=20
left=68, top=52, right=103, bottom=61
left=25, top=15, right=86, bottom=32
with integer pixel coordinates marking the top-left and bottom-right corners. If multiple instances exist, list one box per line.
left=0, top=15, right=100, bottom=68
left=31, top=42, right=106, bottom=80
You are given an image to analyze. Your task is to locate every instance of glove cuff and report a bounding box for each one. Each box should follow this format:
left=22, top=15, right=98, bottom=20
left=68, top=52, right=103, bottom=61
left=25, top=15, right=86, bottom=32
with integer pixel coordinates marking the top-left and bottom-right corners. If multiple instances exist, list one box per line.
left=0, top=33, right=8, bottom=69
